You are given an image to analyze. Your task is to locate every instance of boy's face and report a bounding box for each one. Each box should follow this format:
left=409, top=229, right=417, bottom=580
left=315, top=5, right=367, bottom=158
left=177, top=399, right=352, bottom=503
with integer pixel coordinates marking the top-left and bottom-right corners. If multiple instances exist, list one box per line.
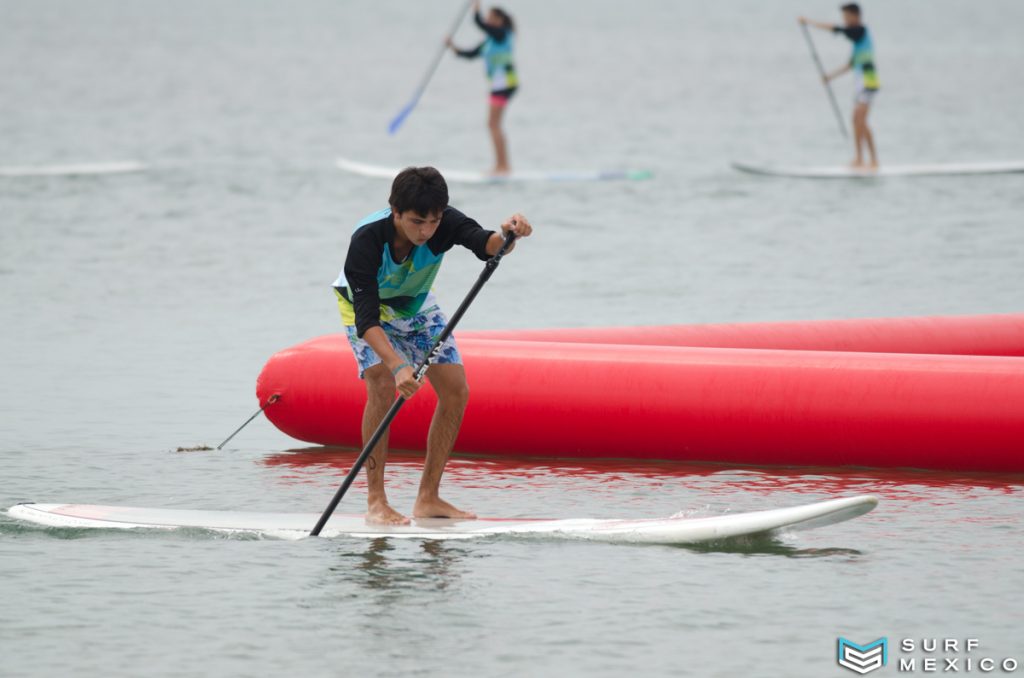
left=394, top=209, right=443, bottom=246
left=842, top=9, right=860, bottom=26
left=485, top=10, right=503, bottom=28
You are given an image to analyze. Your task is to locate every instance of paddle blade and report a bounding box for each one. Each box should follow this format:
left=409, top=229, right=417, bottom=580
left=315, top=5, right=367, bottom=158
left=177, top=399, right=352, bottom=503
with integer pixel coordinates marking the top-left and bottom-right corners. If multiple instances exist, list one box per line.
left=387, top=98, right=417, bottom=135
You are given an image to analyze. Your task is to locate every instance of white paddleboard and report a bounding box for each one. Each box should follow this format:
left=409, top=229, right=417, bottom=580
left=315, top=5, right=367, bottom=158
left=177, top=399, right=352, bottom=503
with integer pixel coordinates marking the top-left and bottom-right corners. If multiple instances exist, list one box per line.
left=0, top=161, right=147, bottom=178
left=7, top=495, right=877, bottom=543
left=337, top=157, right=652, bottom=184
left=732, top=160, right=1024, bottom=178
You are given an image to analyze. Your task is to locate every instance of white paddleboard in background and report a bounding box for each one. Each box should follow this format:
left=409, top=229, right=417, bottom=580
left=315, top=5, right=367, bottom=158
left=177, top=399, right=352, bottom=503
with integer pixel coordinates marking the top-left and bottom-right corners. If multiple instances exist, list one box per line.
left=337, top=157, right=652, bottom=184
left=0, top=161, right=147, bottom=177
left=7, top=495, right=877, bottom=543
left=732, top=160, right=1024, bottom=178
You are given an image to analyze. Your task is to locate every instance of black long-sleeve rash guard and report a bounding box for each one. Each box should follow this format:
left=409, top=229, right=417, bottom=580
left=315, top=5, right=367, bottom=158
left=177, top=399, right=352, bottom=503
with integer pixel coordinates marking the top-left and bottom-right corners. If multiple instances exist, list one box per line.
left=334, top=207, right=495, bottom=337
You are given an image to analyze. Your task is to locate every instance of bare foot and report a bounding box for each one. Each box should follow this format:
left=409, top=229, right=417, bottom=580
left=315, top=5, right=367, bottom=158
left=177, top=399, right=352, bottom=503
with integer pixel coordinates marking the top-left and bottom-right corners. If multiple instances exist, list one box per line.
left=850, top=159, right=866, bottom=170
left=412, top=496, right=477, bottom=520
left=366, top=500, right=410, bottom=525
left=489, top=166, right=510, bottom=177
left=867, top=159, right=879, bottom=170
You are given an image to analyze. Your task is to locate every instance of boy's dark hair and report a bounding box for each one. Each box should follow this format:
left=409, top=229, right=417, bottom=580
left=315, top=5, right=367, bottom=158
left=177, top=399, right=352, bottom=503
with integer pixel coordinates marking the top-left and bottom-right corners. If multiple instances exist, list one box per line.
left=840, top=3, right=861, bottom=15
left=389, top=167, right=449, bottom=216
left=492, top=7, right=514, bottom=31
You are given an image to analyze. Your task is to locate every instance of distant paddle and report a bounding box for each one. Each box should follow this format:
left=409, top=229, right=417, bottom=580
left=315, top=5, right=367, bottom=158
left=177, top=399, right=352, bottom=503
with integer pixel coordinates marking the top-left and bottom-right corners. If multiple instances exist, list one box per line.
left=800, top=22, right=849, bottom=139
left=310, top=231, right=517, bottom=536
left=388, top=0, right=475, bottom=135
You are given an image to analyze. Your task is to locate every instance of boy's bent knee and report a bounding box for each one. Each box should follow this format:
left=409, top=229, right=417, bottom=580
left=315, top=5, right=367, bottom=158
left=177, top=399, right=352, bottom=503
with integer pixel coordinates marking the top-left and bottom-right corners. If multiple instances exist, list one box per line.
left=439, top=380, right=470, bottom=406
left=364, top=368, right=396, bottom=401
left=431, top=369, right=470, bottom=406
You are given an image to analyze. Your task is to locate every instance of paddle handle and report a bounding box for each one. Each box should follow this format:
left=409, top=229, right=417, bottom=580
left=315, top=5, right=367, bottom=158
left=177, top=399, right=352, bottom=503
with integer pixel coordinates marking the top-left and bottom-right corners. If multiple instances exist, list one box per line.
left=800, top=23, right=849, bottom=139
left=310, top=231, right=517, bottom=536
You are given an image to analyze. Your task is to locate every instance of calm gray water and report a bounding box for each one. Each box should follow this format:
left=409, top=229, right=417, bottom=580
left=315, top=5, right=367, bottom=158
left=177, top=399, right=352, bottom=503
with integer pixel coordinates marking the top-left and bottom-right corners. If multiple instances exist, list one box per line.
left=2, top=1, right=1023, bottom=676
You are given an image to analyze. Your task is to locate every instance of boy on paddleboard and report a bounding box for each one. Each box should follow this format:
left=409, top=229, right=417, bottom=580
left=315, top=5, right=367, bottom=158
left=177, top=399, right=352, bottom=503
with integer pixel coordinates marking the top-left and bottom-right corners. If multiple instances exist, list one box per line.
left=447, top=1, right=517, bottom=175
left=800, top=3, right=880, bottom=168
left=333, top=167, right=533, bottom=525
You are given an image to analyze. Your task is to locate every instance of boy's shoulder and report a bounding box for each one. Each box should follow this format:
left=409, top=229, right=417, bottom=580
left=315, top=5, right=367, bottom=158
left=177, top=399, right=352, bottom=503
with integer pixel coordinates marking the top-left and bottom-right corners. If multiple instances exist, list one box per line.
left=353, top=207, right=393, bottom=233
left=835, top=24, right=867, bottom=41
left=435, top=206, right=481, bottom=241
left=349, top=208, right=393, bottom=247
left=441, top=205, right=470, bottom=223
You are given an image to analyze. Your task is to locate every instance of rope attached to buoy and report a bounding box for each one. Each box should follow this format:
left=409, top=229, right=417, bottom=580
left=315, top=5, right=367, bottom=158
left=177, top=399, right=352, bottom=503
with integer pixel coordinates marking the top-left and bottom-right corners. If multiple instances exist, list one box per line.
left=216, top=394, right=280, bottom=450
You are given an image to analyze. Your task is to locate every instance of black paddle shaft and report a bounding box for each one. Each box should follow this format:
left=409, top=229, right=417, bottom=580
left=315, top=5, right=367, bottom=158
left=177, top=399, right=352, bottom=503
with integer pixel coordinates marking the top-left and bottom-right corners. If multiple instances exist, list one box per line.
left=310, top=231, right=517, bottom=536
left=801, top=23, right=849, bottom=139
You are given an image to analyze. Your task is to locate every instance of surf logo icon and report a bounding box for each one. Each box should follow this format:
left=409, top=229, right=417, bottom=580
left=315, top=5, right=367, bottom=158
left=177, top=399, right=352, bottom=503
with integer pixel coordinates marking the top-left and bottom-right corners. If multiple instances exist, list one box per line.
left=837, top=637, right=888, bottom=674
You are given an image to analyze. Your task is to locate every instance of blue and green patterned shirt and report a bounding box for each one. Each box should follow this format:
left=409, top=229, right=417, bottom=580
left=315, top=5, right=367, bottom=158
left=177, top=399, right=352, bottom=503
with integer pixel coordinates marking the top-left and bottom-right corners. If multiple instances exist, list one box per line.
left=333, top=207, right=494, bottom=337
left=834, top=25, right=880, bottom=90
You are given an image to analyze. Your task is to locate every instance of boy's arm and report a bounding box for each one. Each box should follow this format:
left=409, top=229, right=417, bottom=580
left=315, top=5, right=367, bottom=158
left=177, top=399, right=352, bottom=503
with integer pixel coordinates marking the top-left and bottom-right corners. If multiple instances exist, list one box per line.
left=825, top=63, right=852, bottom=82
left=474, top=10, right=507, bottom=41
left=361, top=327, right=409, bottom=374
left=484, top=213, right=533, bottom=255
left=448, top=208, right=497, bottom=260
left=362, top=326, right=419, bottom=398
left=346, top=259, right=419, bottom=394
left=448, top=38, right=485, bottom=59
left=798, top=17, right=837, bottom=31
left=343, top=231, right=422, bottom=397
left=344, top=234, right=391, bottom=345
left=447, top=208, right=533, bottom=258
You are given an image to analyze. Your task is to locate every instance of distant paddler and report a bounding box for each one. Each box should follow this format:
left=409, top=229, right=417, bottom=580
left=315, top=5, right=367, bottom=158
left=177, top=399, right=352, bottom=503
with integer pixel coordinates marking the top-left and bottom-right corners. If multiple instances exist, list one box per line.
left=447, top=1, right=518, bottom=175
left=800, top=4, right=880, bottom=169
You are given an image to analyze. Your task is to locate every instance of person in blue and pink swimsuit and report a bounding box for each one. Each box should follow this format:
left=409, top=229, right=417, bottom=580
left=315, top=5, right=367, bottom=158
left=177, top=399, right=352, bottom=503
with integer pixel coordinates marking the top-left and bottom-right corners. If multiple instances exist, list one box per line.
left=448, top=1, right=518, bottom=175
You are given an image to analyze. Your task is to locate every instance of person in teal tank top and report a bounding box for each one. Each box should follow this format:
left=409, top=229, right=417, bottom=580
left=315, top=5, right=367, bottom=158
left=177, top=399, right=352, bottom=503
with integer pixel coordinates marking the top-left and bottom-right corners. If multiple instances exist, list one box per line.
left=801, top=3, right=880, bottom=169
left=447, top=1, right=517, bottom=175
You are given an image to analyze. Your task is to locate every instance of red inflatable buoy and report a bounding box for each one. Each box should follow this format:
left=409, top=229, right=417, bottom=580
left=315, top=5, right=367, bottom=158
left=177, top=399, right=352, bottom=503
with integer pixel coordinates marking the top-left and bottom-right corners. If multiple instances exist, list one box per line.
left=257, top=319, right=1024, bottom=472
left=466, top=313, right=1024, bottom=356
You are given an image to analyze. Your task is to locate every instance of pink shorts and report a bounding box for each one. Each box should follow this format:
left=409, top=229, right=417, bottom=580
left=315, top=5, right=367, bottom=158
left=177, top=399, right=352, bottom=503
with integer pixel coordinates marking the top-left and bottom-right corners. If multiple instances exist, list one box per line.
left=489, top=87, right=517, bottom=107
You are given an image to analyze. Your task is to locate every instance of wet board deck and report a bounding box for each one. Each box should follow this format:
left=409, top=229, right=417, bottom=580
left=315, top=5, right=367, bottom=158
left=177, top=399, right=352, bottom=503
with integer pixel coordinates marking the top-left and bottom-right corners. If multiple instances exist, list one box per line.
left=7, top=495, right=877, bottom=543
left=731, top=160, right=1024, bottom=178
left=0, top=161, right=147, bottom=177
left=336, top=157, right=652, bottom=184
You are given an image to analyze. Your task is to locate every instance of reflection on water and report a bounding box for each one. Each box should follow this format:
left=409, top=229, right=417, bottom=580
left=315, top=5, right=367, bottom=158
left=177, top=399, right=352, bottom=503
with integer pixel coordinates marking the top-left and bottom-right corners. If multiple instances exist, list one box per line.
left=0, top=519, right=265, bottom=542
left=263, top=446, right=1024, bottom=498
left=680, top=533, right=865, bottom=559
left=0, top=520, right=109, bottom=540
left=324, top=537, right=471, bottom=596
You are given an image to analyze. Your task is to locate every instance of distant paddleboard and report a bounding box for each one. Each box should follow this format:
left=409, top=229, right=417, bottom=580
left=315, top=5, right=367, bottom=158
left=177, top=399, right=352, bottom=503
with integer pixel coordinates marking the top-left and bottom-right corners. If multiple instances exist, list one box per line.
left=337, top=157, right=652, bottom=184
left=7, top=495, right=877, bottom=543
left=732, top=160, right=1024, bottom=179
left=0, top=161, right=146, bottom=178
